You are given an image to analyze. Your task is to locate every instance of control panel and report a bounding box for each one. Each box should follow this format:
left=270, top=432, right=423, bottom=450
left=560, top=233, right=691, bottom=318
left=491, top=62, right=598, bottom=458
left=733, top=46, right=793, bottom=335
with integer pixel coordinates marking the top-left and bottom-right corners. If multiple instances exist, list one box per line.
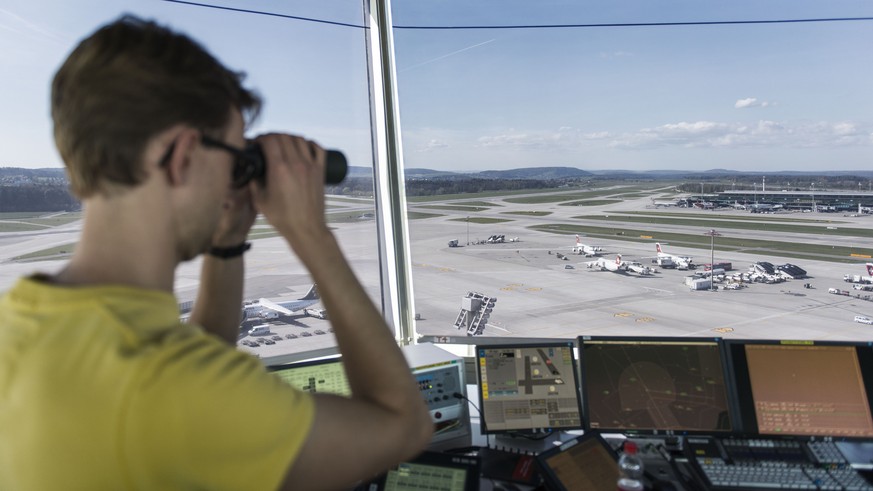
left=403, top=343, right=471, bottom=451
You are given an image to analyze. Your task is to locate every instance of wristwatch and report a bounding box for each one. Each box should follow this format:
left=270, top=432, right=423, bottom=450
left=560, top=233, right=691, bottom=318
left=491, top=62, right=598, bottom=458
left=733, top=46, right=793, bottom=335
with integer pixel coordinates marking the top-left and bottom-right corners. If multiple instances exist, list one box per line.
left=207, top=241, right=251, bottom=259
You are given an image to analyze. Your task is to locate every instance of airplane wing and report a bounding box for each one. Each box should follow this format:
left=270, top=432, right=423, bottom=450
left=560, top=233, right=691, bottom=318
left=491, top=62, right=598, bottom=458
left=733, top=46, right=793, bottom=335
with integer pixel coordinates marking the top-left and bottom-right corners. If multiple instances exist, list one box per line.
left=257, top=297, right=295, bottom=315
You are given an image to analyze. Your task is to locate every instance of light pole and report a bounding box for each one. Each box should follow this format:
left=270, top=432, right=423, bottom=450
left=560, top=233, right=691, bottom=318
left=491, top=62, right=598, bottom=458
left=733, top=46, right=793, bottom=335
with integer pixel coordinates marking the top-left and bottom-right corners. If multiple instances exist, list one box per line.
left=466, top=216, right=470, bottom=245
left=704, top=229, right=722, bottom=292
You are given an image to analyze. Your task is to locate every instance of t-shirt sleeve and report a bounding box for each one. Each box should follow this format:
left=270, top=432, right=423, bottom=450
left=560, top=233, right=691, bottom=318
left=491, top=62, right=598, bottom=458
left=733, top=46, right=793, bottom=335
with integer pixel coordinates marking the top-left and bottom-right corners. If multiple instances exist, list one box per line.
left=121, top=331, right=315, bottom=491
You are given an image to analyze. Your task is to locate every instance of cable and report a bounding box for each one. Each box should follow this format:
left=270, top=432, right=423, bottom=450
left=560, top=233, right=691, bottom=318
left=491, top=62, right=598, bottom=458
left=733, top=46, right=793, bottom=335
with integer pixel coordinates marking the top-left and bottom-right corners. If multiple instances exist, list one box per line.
left=159, top=0, right=368, bottom=29
left=159, top=1, right=873, bottom=32
left=507, top=430, right=557, bottom=441
left=453, top=391, right=481, bottom=418
left=452, top=392, right=494, bottom=448
left=394, top=16, right=873, bottom=30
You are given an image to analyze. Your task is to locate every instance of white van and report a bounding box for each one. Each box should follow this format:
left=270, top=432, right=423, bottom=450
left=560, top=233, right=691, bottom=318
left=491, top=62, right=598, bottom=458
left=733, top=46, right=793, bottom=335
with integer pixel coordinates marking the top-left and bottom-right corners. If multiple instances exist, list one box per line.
left=248, top=324, right=272, bottom=336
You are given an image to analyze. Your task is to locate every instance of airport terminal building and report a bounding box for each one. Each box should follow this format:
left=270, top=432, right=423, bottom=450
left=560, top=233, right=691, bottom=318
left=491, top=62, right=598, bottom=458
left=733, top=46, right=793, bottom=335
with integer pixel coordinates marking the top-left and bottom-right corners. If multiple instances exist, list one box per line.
left=690, top=190, right=873, bottom=213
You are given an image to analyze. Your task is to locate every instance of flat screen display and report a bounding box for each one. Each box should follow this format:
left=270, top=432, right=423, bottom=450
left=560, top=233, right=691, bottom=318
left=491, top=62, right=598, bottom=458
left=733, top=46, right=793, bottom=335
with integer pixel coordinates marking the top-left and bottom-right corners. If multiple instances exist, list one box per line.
left=268, top=357, right=351, bottom=397
left=726, top=340, right=873, bottom=438
left=536, top=432, right=619, bottom=491
left=579, top=336, right=733, bottom=434
left=476, top=342, right=583, bottom=434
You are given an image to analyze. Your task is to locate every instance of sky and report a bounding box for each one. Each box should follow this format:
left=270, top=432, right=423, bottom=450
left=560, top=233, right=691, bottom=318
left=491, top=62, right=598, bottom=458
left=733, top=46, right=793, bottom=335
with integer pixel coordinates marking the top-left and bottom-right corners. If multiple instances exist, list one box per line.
left=1, top=0, right=872, bottom=172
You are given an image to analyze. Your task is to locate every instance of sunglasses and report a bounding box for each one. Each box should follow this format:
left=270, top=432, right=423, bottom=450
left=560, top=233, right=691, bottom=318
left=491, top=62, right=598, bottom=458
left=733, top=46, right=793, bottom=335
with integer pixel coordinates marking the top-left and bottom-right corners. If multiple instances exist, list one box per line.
left=157, top=134, right=262, bottom=189
left=199, top=135, right=263, bottom=188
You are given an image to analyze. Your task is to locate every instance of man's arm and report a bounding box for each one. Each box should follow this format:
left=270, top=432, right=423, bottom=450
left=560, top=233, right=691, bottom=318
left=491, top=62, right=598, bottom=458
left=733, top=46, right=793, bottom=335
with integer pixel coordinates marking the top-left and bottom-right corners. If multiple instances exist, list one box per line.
left=252, top=134, right=433, bottom=491
left=189, top=254, right=244, bottom=344
left=189, top=187, right=256, bottom=344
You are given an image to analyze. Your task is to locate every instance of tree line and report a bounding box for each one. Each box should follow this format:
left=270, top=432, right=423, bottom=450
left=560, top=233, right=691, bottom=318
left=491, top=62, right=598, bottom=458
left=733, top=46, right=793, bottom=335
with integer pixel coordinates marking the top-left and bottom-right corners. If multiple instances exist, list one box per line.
left=0, top=184, right=81, bottom=212
left=3, top=174, right=871, bottom=213
left=327, top=177, right=568, bottom=197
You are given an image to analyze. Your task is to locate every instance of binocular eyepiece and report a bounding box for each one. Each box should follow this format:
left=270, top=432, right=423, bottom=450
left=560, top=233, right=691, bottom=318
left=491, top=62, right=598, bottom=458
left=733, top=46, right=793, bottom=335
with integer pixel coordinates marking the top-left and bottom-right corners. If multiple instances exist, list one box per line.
left=237, top=143, right=348, bottom=188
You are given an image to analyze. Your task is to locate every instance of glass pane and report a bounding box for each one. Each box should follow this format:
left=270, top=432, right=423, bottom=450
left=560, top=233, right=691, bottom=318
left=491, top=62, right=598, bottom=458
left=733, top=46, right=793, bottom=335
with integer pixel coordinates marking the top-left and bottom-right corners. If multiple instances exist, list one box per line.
left=392, top=1, right=873, bottom=344
left=0, top=1, right=376, bottom=360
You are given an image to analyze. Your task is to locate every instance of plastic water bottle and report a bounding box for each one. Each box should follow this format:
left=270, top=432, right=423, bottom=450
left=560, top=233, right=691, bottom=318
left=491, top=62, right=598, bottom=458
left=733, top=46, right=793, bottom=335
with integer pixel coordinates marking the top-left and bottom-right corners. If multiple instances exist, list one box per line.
left=617, top=440, right=644, bottom=491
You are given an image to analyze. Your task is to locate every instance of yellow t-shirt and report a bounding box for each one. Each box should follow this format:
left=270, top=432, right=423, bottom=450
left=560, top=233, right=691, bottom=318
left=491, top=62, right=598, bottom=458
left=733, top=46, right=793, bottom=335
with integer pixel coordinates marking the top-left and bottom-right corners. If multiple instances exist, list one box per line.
left=0, top=276, right=314, bottom=491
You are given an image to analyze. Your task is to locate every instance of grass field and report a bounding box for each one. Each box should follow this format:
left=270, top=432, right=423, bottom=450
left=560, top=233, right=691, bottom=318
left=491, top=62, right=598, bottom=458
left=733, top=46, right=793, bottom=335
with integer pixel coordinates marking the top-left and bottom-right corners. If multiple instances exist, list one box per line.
left=573, top=214, right=873, bottom=238
left=455, top=201, right=503, bottom=207
left=408, top=188, right=561, bottom=203
left=0, top=212, right=83, bottom=232
left=0, top=222, right=48, bottom=232
left=417, top=205, right=491, bottom=212
left=13, top=244, right=75, bottom=262
left=449, top=217, right=513, bottom=225
left=530, top=223, right=873, bottom=263
left=560, top=199, right=622, bottom=207
left=500, top=211, right=552, bottom=216
left=613, top=210, right=845, bottom=223
left=503, top=186, right=647, bottom=204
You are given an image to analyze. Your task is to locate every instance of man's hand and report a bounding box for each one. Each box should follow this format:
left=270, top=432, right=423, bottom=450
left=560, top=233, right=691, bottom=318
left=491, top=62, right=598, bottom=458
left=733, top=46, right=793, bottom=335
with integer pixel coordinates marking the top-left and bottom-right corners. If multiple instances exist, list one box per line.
left=249, top=133, right=328, bottom=259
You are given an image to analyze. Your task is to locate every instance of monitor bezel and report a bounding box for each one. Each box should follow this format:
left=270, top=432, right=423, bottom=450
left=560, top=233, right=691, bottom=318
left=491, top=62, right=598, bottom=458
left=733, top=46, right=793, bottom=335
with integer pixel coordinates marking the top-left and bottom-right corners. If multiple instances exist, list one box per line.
left=475, top=341, right=584, bottom=435
left=578, top=335, right=735, bottom=436
left=723, top=338, right=873, bottom=440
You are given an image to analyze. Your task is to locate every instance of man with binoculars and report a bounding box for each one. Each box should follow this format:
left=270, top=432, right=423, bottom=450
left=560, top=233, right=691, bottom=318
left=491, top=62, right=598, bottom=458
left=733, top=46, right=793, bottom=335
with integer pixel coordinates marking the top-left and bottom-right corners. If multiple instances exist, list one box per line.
left=0, top=15, right=432, bottom=491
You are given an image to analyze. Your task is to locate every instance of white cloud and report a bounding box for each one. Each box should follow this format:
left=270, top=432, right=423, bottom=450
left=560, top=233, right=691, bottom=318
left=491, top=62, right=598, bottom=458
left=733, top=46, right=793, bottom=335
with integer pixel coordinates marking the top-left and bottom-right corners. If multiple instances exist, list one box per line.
left=415, top=139, right=449, bottom=153
left=405, top=119, right=872, bottom=166
left=609, top=120, right=870, bottom=149
left=735, top=97, right=772, bottom=109
left=476, top=129, right=567, bottom=148
left=583, top=131, right=612, bottom=140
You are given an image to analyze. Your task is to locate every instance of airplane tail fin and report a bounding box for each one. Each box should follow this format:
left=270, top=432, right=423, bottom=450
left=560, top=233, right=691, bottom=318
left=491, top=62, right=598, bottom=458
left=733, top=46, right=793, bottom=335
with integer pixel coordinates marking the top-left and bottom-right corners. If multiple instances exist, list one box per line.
left=656, top=242, right=662, bottom=253
left=301, top=284, right=319, bottom=301
left=575, top=234, right=581, bottom=244
left=867, top=263, right=873, bottom=277
left=616, top=254, right=622, bottom=264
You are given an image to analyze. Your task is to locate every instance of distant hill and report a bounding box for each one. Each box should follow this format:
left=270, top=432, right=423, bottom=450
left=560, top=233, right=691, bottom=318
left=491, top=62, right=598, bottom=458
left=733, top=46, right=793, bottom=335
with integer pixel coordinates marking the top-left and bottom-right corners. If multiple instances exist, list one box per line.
left=2, top=165, right=871, bottom=212
left=6, top=165, right=871, bottom=181
left=477, top=167, right=592, bottom=179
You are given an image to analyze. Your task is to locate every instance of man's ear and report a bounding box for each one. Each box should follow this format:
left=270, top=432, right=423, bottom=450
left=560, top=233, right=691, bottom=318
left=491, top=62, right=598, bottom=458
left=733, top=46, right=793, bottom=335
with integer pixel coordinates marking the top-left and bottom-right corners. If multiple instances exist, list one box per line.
left=163, top=129, right=200, bottom=188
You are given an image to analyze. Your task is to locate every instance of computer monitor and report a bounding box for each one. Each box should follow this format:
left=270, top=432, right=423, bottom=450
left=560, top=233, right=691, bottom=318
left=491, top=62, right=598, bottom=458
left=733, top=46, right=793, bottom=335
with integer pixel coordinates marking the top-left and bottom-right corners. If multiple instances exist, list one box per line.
left=536, top=431, right=619, bottom=491
left=725, top=339, right=873, bottom=438
left=475, top=341, right=583, bottom=434
left=578, top=336, right=734, bottom=435
left=362, top=450, right=480, bottom=491
left=267, top=356, right=351, bottom=397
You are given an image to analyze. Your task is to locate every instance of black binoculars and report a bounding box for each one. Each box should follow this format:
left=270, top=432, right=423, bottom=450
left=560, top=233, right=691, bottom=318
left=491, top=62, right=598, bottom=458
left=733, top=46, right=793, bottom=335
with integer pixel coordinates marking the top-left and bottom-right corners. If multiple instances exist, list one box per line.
left=234, top=143, right=348, bottom=188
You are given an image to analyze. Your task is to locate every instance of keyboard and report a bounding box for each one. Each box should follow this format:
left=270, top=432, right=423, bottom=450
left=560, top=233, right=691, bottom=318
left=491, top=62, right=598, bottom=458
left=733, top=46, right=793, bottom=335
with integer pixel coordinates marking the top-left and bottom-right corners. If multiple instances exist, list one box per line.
left=686, top=437, right=873, bottom=490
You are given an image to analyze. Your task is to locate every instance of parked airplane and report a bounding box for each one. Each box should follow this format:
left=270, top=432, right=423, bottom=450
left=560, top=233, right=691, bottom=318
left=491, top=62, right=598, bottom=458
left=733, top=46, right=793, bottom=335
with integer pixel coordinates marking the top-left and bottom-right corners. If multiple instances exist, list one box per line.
left=572, top=235, right=603, bottom=257
left=655, top=243, right=694, bottom=270
left=625, top=261, right=656, bottom=276
left=586, top=254, right=626, bottom=272
left=241, top=285, right=320, bottom=321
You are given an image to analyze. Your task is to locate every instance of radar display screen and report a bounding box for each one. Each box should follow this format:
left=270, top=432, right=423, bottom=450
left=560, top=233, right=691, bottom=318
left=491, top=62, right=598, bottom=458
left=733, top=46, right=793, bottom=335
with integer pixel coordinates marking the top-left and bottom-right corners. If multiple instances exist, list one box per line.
left=729, top=341, right=873, bottom=438
left=476, top=342, right=583, bottom=434
left=268, top=357, right=351, bottom=397
left=579, top=337, right=733, bottom=434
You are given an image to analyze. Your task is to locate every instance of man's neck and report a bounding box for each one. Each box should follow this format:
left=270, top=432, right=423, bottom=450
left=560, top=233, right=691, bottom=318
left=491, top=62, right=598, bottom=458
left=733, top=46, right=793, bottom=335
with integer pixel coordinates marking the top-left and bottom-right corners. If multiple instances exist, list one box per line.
left=53, top=191, right=179, bottom=293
